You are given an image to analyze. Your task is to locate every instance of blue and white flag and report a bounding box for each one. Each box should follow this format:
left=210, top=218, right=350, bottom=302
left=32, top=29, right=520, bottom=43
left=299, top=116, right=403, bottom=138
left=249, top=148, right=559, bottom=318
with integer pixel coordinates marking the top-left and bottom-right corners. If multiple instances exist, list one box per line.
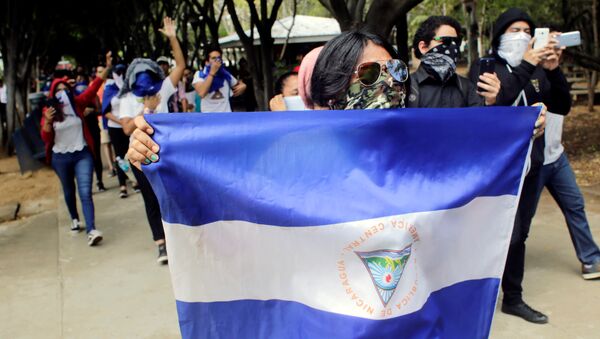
left=143, top=107, right=539, bottom=339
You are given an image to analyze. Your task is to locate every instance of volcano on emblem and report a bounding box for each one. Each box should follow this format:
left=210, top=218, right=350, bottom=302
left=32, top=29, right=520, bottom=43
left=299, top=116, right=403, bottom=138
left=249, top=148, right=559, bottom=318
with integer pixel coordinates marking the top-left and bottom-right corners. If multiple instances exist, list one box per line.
left=355, top=245, right=412, bottom=307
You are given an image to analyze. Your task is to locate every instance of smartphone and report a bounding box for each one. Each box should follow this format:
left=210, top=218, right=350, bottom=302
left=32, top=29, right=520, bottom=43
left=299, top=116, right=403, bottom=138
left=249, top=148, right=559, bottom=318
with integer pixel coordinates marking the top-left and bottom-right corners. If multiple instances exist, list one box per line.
left=534, top=28, right=550, bottom=49
left=478, top=57, right=495, bottom=92
left=556, top=31, right=581, bottom=47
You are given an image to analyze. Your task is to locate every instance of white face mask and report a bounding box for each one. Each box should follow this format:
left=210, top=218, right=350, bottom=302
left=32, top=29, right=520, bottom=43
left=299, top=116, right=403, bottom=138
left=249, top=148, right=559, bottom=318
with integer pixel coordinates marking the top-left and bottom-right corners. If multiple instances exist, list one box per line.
left=497, top=32, right=531, bottom=67
left=113, top=73, right=124, bottom=89
left=283, top=95, right=307, bottom=111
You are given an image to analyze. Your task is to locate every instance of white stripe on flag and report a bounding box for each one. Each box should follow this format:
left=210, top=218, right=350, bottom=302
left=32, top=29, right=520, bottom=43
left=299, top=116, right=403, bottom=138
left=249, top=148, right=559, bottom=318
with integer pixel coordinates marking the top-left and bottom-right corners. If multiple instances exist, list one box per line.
left=165, top=195, right=516, bottom=320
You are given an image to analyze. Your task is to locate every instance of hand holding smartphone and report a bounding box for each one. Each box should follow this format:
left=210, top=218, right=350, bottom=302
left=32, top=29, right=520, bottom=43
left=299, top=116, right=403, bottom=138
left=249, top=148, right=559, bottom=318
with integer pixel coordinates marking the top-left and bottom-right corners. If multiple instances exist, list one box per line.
left=478, top=58, right=495, bottom=93
left=556, top=31, right=582, bottom=48
left=533, top=28, right=550, bottom=50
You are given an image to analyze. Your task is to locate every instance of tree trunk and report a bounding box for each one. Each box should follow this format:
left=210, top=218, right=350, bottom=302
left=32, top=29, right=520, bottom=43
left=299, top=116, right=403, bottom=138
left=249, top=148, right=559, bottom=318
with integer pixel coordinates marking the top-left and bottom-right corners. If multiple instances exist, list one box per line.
left=462, top=0, right=478, bottom=67
left=364, top=0, right=423, bottom=38
left=395, top=13, right=410, bottom=64
left=259, top=39, right=275, bottom=109
left=3, top=39, right=19, bottom=154
left=588, top=0, right=598, bottom=111
left=249, top=46, right=266, bottom=111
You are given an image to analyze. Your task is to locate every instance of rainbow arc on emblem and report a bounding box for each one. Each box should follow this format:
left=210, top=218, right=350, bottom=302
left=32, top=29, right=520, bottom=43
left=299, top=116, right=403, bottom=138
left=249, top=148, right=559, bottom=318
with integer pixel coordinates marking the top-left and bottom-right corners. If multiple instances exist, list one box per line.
left=355, top=246, right=412, bottom=307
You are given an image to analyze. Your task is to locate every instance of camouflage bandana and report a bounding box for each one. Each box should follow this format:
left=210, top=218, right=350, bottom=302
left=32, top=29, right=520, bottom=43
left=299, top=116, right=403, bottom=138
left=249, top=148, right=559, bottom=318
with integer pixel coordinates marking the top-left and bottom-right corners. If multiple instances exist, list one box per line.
left=334, top=73, right=406, bottom=110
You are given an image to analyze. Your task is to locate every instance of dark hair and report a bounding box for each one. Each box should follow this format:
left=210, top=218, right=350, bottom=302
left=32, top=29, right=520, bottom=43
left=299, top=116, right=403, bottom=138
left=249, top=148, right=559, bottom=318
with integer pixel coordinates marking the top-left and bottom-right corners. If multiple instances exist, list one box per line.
left=311, top=28, right=399, bottom=107
left=274, top=71, right=298, bottom=95
left=412, top=16, right=463, bottom=59
left=539, top=22, right=563, bottom=33
left=204, top=46, right=223, bottom=63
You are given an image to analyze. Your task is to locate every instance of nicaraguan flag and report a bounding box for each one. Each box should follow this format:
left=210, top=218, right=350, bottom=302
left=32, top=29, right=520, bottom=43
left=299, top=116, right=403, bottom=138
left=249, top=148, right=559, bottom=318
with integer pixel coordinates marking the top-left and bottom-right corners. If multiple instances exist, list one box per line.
left=142, top=107, right=539, bottom=339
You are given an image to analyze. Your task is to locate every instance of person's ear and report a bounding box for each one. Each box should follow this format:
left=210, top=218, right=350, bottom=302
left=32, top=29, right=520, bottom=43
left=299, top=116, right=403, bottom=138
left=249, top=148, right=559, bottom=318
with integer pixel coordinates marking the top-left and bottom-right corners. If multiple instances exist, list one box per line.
left=418, top=41, right=430, bottom=56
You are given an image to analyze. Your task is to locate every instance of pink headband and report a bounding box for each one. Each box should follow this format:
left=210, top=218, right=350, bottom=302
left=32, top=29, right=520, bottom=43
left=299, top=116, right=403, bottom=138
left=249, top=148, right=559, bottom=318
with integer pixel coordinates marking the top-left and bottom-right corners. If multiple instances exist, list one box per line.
left=298, top=46, right=323, bottom=109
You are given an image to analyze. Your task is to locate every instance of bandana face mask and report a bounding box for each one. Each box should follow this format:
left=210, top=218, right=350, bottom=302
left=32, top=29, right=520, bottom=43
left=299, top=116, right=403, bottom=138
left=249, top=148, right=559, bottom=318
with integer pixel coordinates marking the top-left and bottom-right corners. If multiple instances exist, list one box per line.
left=113, top=73, right=124, bottom=89
left=335, top=72, right=406, bottom=110
left=420, top=37, right=460, bottom=83
left=497, top=32, right=531, bottom=67
left=56, top=89, right=70, bottom=104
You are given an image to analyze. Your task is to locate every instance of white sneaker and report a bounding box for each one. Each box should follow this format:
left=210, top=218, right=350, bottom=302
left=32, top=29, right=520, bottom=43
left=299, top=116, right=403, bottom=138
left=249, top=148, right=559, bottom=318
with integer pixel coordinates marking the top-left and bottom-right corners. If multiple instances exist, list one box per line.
left=70, top=219, right=82, bottom=234
left=87, top=229, right=103, bottom=246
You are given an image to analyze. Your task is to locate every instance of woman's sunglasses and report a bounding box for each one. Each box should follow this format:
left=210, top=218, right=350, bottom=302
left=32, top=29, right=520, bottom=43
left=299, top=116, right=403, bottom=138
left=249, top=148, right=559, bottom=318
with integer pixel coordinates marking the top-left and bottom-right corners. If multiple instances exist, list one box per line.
left=355, top=59, right=409, bottom=87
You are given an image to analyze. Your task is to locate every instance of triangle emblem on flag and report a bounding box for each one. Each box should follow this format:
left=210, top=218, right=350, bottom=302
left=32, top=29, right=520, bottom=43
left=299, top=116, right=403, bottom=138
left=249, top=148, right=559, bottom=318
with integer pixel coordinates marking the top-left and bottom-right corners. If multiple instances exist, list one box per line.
left=355, top=245, right=412, bottom=307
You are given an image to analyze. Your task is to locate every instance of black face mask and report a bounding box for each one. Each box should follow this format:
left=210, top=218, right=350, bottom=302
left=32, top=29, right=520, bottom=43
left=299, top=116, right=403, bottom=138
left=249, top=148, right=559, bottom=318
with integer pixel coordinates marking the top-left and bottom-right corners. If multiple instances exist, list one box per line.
left=420, top=40, right=460, bottom=83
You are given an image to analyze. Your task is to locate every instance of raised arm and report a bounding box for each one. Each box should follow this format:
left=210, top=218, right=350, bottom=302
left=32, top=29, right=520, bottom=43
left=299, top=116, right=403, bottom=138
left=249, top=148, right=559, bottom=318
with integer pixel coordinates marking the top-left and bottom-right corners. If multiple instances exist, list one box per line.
left=159, top=17, right=185, bottom=88
left=77, top=52, right=112, bottom=106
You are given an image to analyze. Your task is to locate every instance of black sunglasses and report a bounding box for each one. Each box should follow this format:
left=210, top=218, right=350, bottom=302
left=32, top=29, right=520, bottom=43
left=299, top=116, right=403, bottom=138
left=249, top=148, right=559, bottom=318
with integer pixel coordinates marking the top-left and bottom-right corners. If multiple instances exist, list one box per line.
left=354, top=59, right=409, bottom=87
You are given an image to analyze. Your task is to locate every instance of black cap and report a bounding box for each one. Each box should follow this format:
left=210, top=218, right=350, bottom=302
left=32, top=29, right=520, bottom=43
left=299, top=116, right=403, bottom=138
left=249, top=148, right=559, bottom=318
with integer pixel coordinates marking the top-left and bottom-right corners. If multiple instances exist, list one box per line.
left=491, top=8, right=536, bottom=51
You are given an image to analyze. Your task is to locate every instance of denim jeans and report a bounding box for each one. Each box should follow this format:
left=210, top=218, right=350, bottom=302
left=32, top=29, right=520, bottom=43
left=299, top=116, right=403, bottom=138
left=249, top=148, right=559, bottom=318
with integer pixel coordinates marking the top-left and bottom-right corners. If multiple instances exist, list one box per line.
left=52, top=148, right=95, bottom=233
left=533, top=153, right=600, bottom=265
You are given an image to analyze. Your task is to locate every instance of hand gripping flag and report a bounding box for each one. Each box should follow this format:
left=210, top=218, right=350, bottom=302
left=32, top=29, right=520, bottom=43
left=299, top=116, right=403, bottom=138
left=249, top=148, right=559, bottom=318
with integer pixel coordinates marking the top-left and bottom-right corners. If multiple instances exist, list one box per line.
left=142, top=107, right=540, bottom=339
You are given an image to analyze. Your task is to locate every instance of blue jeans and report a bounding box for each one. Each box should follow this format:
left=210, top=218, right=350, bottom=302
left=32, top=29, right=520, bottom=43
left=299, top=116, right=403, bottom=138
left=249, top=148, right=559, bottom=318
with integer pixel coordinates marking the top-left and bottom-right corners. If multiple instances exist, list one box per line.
left=533, top=153, right=600, bottom=265
left=52, top=148, right=95, bottom=233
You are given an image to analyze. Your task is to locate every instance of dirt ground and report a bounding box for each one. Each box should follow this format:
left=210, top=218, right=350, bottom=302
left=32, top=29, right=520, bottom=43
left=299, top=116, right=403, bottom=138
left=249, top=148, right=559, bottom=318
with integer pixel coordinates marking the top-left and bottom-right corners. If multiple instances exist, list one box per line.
left=563, top=104, right=600, bottom=186
left=0, top=104, right=598, bottom=220
left=0, top=157, right=58, bottom=216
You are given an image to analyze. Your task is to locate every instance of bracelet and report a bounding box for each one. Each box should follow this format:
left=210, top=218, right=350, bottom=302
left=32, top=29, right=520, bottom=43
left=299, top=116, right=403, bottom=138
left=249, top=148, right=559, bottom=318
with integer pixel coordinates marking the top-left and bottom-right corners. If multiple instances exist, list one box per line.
left=143, top=107, right=156, bottom=114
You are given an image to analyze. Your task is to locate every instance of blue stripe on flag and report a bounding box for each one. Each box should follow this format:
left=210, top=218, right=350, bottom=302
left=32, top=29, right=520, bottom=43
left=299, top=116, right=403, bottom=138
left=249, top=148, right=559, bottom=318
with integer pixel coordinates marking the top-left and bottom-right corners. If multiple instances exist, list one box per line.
left=143, top=107, right=538, bottom=227
left=175, top=278, right=499, bottom=339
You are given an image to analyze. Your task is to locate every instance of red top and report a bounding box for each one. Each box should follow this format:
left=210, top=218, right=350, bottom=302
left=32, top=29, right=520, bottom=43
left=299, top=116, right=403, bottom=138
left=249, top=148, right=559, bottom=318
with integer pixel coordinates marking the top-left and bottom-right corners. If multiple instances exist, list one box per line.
left=40, top=77, right=103, bottom=164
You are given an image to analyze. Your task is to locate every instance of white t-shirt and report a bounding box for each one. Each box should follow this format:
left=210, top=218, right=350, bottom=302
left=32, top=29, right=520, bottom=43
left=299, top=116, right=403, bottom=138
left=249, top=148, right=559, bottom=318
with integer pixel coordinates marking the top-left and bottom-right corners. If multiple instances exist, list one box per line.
left=543, top=112, right=565, bottom=165
left=119, top=78, right=177, bottom=119
left=107, top=96, right=122, bottom=128
left=52, top=101, right=86, bottom=153
left=0, top=85, right=7, bottom=104
left=192, top=71, right=237, bottom=113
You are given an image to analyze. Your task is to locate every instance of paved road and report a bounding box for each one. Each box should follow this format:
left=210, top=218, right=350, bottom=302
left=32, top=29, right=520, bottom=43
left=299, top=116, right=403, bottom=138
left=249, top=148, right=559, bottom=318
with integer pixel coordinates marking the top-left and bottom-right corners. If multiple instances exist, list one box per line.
left=1, top=174, right=599, bottom=338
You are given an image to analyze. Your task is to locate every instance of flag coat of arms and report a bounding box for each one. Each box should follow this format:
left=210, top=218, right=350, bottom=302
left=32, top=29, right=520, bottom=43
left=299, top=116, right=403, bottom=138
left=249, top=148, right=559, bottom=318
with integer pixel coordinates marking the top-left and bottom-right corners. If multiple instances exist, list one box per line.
left=142, top=107, right=539, bottom=339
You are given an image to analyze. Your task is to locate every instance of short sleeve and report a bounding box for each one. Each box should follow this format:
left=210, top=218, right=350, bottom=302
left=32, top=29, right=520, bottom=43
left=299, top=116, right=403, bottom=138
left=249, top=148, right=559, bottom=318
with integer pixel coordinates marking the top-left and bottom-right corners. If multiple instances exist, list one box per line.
left=118, top=94, right=142, bottom=119
left=159, top=78, right=176, bottom=99
left=192, top=71, right=204, bottom=85
left=229, top=75, right=238, bottom=87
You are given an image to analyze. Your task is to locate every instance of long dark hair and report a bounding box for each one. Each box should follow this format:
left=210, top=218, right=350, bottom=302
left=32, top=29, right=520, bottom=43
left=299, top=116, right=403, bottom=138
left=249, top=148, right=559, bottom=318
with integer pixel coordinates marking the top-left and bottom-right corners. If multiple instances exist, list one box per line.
left=310, top=28, right=400, bottom=108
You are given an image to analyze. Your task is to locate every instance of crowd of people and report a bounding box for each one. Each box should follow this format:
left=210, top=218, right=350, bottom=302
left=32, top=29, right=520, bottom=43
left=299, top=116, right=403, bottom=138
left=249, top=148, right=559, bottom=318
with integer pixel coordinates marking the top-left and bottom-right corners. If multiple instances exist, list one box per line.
left=37, top=8, right=599, bottom=326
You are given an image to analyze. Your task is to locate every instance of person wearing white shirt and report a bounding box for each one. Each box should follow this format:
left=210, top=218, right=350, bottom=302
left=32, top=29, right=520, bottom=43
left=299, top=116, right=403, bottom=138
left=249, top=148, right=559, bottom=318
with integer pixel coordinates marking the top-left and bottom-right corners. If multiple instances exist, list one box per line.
left=193, top=47, right=246, bottom=113
left=40, top=52, right=112, bottom=246
left=117, top=17, right=185, bottom=264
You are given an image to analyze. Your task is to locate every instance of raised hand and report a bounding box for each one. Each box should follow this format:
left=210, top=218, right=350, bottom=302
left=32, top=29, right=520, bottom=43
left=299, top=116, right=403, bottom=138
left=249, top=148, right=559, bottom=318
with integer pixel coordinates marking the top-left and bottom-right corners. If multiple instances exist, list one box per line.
left=105, top=51, right=113, bottom=68
left=532, top=102, right=547, bottom=139
left=44, top=107, right=56, bottom=123
left=523, top=38, right=548, bottom=66
left=541, top=34, right=564, bottom=71
left=159, top=17, right=177, bottom=39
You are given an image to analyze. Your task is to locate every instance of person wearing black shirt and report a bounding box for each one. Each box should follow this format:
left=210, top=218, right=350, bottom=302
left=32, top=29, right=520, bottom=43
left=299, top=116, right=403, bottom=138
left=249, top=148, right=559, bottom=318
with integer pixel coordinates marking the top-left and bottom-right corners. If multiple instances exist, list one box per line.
left=408, top=16, right=500, bottom=108
left=469, top=8, right=572, bottom=325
